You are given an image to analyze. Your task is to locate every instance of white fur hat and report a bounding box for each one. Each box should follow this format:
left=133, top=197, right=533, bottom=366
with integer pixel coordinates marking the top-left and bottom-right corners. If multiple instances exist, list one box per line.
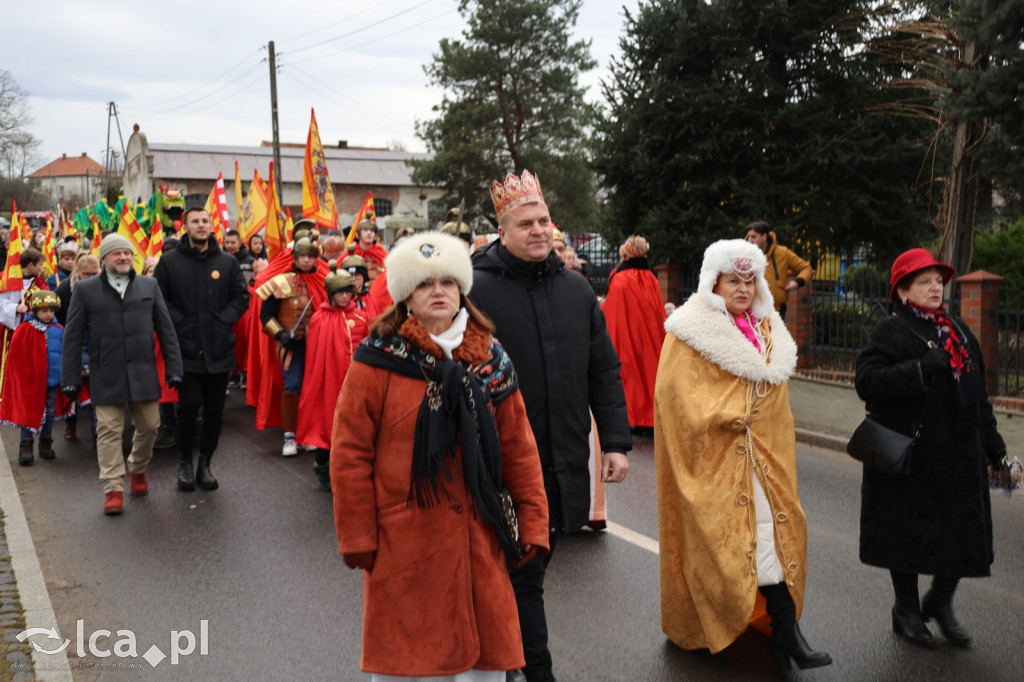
left=386, top=230, right=473, bottom=304
left=698, top=239, right=774, bottom=319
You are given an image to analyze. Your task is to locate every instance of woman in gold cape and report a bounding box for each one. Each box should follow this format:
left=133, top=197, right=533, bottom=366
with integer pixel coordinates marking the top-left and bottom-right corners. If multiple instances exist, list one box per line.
left=654, top=239, right=831, bottom=673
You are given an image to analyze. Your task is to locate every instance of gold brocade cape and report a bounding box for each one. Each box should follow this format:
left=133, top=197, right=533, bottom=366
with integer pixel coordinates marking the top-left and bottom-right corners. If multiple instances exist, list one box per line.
left=654, top=293, right=806, bottom=653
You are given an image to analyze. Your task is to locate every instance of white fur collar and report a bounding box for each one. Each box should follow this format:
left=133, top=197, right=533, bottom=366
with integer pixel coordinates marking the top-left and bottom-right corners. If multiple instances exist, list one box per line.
left=664, top=293, right=797, bottom=384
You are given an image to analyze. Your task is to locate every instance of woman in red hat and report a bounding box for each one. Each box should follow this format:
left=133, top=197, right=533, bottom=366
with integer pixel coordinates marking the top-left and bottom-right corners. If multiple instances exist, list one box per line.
left=854, top=248, right=1007, bottom=650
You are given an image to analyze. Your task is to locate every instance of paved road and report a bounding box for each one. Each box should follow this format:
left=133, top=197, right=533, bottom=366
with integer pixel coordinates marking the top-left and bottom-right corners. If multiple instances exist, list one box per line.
left=3, top=391, right=1023, bottom=681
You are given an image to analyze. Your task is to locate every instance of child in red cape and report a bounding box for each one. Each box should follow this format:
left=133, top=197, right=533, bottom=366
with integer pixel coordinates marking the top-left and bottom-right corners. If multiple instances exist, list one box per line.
left=297, top=262, right=369, bottom=490
left=0, top=290, right=74, bottom=465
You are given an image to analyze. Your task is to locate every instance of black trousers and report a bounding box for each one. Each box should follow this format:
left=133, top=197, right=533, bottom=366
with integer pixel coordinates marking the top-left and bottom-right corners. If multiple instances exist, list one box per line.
left=177, top=372, right=230, bottom=458
left=508, top=530, right=559, bottom=678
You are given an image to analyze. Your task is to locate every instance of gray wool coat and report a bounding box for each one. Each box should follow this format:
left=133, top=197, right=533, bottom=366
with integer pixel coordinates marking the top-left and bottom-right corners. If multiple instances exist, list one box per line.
left=61, top=270, right=183, bottom=405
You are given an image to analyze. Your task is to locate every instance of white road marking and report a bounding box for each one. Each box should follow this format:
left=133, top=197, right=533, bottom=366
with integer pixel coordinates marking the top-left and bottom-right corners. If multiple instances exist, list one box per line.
left=606, top=521, right=660, bottom=555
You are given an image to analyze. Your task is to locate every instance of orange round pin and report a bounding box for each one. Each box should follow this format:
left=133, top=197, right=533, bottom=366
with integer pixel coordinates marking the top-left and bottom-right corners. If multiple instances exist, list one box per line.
left=211, top=271, right=221, bottom=280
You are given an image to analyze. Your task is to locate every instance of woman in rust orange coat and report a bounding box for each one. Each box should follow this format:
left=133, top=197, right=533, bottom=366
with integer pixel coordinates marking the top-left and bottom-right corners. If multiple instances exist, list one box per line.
left=330, top=230, right=549, bottom=681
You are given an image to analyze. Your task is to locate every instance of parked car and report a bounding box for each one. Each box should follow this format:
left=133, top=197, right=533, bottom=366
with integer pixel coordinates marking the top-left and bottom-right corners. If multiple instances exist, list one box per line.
left=569, top=234, right=619, bottom=295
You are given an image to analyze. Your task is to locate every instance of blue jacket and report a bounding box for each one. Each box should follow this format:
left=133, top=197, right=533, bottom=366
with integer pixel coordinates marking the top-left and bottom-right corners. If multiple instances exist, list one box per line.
left=23, top=313, right=65, bottom=387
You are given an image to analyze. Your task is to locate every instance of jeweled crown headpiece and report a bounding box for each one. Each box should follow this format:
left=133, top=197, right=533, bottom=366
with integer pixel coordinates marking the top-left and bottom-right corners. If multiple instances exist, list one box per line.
left=490, top=170, right=545, bottom=221
left=731, top=257, right=756, bottom=282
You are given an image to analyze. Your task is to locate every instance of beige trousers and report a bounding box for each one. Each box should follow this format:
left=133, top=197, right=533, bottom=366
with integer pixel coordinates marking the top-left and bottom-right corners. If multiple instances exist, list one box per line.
left=94, top=401, right=160, bottom=493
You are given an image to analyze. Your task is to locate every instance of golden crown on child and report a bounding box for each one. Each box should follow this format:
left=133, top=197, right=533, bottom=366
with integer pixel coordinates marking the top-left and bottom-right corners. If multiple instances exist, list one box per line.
left=490, top=170, right=545, bottom=220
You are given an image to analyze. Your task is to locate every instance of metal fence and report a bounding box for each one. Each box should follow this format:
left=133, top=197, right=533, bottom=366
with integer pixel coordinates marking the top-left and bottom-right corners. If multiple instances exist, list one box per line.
left=804, top=271, right=892, bottom=373
left=994, top=287, right=1024, bottom=397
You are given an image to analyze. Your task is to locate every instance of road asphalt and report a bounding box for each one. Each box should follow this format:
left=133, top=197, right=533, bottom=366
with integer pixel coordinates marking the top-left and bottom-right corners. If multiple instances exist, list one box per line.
left=0, top=376, right=1020, bottom=679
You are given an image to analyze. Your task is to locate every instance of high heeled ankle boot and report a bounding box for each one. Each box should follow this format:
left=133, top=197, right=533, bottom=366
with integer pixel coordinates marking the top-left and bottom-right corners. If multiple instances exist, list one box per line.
left=760, top=582, right=832, bottom=672
left=922, top=576, right=970, bottom=647
left=890, top=570, right=936, bottom=649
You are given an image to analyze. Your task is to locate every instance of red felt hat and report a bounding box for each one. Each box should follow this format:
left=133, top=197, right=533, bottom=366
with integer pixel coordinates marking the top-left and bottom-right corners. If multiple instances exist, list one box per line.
left=889, top=248, right=954, bottom=302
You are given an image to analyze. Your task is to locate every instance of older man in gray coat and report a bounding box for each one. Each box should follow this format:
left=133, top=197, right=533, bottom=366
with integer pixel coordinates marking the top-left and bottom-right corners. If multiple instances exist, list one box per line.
left=62, top=234, right=183, bottom=515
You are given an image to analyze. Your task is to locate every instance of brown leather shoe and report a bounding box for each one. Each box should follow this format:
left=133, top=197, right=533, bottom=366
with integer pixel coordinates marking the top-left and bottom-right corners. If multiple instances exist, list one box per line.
left=129, top=473, right=148, bottom=497
left=64, top=416, right=78, bottom=441
left=104, top=491, right=124, bottom=515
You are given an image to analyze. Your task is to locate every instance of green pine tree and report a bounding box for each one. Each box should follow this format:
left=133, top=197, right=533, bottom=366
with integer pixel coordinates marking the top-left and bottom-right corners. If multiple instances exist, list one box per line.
left=410, top=0, right=599, bottom=232
left=594, top=0, right=936, bottom=271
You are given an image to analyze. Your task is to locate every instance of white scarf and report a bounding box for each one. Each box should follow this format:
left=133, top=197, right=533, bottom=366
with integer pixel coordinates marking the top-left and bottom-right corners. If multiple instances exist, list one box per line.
left=105, top=269, right=131, bottom=299
left=429, top=308, right=469, bottom=360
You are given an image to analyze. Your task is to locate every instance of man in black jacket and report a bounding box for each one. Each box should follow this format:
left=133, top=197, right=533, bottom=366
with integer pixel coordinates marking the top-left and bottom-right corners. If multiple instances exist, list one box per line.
left=155, top=208, right=248, bottom=492
left=469, top=170, right=632, bottom=682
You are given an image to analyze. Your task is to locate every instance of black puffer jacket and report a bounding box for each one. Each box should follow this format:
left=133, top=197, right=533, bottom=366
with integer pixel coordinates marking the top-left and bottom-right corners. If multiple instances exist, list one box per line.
left=61, top=271, right=182, bottom=405
left=854, top=303, right=1006, bottom=577
left=154, top=237, right=249, bottom=374
left=470, top=241, right=631, bottom=533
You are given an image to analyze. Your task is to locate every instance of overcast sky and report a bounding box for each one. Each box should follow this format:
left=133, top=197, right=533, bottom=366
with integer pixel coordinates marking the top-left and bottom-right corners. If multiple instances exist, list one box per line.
left=5, top=0, right=640, bottom=170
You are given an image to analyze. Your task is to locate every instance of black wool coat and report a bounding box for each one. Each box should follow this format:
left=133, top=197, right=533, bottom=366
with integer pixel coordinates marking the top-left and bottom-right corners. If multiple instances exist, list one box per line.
left=61, top=270, right=182, bottom=405
left=154, top=237, right=249, bottom=375
left=470, top=241, right=631, bottom=533
left=854, top=304, right=1006, bottom=577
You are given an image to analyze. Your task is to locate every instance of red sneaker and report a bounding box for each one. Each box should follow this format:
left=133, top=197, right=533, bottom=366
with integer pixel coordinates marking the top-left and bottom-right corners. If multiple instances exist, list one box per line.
left=129, top=472, right=148, bottom=497
left=104, top=491, right=124, bottom=515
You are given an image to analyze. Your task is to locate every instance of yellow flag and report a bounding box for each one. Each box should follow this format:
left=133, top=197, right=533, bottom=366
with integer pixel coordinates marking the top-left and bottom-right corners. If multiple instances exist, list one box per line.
left=117, top=201, right=149, bottom=273
left=302, top=108, right=337, bottom=232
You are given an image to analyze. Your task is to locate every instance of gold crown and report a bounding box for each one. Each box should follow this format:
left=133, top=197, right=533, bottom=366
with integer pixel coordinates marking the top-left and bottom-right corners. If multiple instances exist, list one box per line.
left=30, top=290, right=60, bottom=311
left=490, top=170, right=545, bottom=221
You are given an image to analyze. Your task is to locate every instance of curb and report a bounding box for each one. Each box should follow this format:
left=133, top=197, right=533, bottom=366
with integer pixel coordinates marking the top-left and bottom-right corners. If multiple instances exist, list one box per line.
left=795, top=427, right=849, bottom=453
left=0, top=438, right=73, bottom=682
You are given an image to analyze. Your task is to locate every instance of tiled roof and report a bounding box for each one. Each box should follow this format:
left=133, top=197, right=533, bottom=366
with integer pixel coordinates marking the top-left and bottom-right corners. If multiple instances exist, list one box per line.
left=147, top=143, right=430, bottom=186
left=29, top=153, right=108, bottom=179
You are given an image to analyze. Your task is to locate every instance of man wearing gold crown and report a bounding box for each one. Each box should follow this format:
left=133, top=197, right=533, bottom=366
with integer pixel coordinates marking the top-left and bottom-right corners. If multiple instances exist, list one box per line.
left=470, top=170, right=632, bottom=682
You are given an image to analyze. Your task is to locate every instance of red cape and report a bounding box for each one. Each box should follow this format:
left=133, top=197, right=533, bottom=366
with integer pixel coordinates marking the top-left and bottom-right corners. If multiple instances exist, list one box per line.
left=296, top=302, right=369, bottom=449
left=367, top=270, right=393, bottom=314
left=354, top=242, right=388, bottom=266
left=245, top=248, right=330, bottom=430
left=0, top=275, right=48, bottom=402
left=154, top=335, right=179, bottom=404
left=602, top=267, right=666, bottom=428
left=0, top=321, right=72, bottom=431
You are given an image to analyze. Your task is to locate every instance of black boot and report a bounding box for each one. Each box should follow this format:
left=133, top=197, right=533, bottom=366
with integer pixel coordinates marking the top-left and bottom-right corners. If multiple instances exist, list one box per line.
left=18, top=439, right=34, bottom=466
left=760, top=582, right=832, bottom=672
left=890, top=570, right=936, bottom=649
left=196, top=452, right=219, bottom=490
left=38, top=436, right=55, bottom=460
left=922, top=576, right=971, bottom=647
left=178, top=451, right=196, bottom=492
left=313, top=449, right=331, bottom=491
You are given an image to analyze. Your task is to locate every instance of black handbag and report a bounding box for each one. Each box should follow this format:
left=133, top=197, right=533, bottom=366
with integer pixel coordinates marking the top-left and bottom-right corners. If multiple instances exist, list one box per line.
left=847, top=415, right=916, bottom=475
left=848, top=314, right=935, bottom=475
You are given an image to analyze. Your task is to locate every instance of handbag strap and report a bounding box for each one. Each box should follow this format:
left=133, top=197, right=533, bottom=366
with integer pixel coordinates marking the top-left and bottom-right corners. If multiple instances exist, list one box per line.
left=890, top=313, right=937, bottom=350
left=865, top=313, right=935, bottom=439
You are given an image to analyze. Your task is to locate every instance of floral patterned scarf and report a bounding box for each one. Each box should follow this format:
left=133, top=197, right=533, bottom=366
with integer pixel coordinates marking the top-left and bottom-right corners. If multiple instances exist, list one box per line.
left=353, top=331, right=522, bottom=560
left=904, top=301, right=978, bottom=429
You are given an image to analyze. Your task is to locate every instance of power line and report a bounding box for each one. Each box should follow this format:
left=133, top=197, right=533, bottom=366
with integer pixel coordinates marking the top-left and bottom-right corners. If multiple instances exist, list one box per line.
left=283, top=62, right=409, bottom=130
left=133, top=60, right=266, bottom=116
left=286, top=6, right=458, bottom=67
left=281, top=65, right=413, bottom=140
left=286, top=0, right=437, bottom=55
left=131, top=70, right=268, bottom=122
left=277, top=0, right=402, bottom=45
left=133, top=48, right=265, bottom=114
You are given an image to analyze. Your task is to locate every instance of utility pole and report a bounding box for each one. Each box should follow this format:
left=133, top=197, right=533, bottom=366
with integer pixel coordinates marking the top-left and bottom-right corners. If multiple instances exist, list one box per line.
left=104, top=102, right=127, bottom=197
left=268, top=41, right=283, bottom=201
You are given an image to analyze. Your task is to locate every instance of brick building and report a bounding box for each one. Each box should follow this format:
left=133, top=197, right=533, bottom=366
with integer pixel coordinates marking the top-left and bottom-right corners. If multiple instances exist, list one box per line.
left=122, top=125, right=443, bottom=233
left=28, top=153, right=110, bottom=206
